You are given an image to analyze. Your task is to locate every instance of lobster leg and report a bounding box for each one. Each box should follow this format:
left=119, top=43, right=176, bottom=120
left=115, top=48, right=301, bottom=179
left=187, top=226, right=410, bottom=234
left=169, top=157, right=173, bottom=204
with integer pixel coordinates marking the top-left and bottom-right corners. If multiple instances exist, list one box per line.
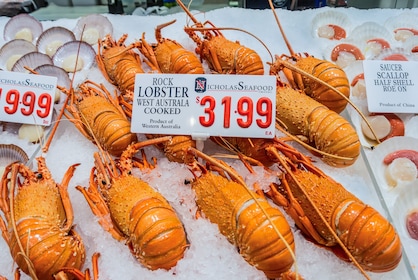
left=267, top=177, right=328, bottom=245
left=57, top=163, right=80, bottom=232
left=76, top=166, right=125, bottom=241
left=138, top=33, right=162, bottom=73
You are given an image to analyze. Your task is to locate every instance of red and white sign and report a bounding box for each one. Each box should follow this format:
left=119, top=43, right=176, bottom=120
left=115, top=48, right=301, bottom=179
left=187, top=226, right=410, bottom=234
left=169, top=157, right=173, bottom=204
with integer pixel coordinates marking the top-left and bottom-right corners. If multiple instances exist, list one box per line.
left=131, top=74, right=276, bottom=139
left=0, top=71, right=57, bottom=125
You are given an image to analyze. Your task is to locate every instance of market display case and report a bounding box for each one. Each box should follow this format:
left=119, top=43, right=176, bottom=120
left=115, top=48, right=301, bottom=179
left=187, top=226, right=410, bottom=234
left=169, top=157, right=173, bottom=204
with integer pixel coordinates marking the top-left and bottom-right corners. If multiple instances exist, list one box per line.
left=0, top=4, right=417, bottom=280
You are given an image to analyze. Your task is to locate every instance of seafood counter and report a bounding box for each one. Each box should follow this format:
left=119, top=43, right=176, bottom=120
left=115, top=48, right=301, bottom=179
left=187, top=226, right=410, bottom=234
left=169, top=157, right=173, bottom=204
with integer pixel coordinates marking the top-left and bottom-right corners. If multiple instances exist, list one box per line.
left=1, top=4, right=418, bottom=280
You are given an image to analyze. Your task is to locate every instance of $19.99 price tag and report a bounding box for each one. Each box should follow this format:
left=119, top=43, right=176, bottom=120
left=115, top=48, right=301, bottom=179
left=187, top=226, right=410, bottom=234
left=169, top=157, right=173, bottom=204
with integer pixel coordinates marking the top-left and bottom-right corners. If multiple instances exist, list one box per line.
left=0, top=71, right=57, bottom=125
left=131, top=74, right=276, bottom=139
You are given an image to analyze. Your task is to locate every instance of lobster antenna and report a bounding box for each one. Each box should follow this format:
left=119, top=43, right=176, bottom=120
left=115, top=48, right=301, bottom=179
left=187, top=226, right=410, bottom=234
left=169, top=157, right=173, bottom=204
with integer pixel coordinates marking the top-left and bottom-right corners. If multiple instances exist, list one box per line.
left=267, top=0, right=295, bottom=55
left=188, top=147, right=300, bottom=278
left=42, top=24, right=87, bottom=154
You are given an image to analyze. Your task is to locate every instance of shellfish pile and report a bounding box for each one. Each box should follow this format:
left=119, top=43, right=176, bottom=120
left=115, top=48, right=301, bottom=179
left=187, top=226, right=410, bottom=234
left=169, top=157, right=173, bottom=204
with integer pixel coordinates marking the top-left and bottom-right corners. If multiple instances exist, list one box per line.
left=311, top=8, right=418, bottom=279
left=0, top=6, right=417, bottom=280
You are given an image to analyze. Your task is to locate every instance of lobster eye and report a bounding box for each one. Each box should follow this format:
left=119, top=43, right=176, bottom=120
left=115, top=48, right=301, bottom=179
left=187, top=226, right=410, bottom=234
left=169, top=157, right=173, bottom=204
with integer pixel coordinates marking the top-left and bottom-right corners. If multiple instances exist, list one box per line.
left=36, top=173, right=43, bottom=179
left=101, top=180, right=106, bottom=185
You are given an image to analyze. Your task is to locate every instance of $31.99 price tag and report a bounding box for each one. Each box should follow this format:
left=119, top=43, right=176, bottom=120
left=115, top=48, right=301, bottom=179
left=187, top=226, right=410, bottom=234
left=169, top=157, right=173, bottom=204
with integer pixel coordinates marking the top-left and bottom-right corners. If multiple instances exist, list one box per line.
left=131, top=74, right=276, bottom=139
left=197, top=95, right=273, bottom=130
left=0, top=71, right=57, bottom=126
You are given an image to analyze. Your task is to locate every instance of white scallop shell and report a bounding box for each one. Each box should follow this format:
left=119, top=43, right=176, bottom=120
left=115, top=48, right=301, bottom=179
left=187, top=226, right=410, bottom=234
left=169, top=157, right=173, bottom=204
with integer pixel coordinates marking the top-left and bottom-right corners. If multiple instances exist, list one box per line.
left=36, top=27, right=76, bottom=57
left=0, top=144, right=30, bottom=177
left=11, top=51, right=53, bottom=73
left=402, top=35, right=418, bottom=55
left=344, top=60, right=366, bottom=101
left=349, top=22, right=392, bottom=42
left=3, top=13, right=43, bottom=43
left=348, top=22, right=396, bottom=59
left=35, top=64, right=71, bottom=103
left=372, top=47, right=418, bottom=61
left=324, top=39, right=366, bottom=69
left=392, top=186, right=418, bottom=242
left=390, top=176, right=418, bottom=276
left=368, top=136, right=418, bottom=196
left=73, top=14, right=113, bottom=45
left=35, top=64, right=71, bottom=89
left=0, top=39, right=37, bottom=71
left=311, top=9, right=351, bottom=40
left=0, top=143, right=29, bottom=165
left=52, top=40, right=96, bottom=72
left=384, top=12, right=418, bottom=42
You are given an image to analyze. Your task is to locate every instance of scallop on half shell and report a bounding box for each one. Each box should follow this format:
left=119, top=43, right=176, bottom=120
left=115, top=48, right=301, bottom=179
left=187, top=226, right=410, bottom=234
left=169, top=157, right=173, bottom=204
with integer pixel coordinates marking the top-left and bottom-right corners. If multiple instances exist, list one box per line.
left=3, top=13, right=43, bottom=43
left=0, top=39, right=37, bottom=71
left=392, top=186, right=418, bottom=242
left=11, top=51, right=53, bottom=73
left=0, top=143, right=30, bottom=177
left=391, top=181, right=418, bottom=273
left=73, top=14, right=113, bottom=45
left=348, top=22, right=395, bottom=59
left=324, top=39, right=366, bottom=69
left=369, top=136, right=418, bottom=191
left=372, top=47, right=418, bottom=61
left=384, top=11, right=418, bottom=42
left=311, top=9, right=351, bottom=40
left=52, top=40, right=96, bottom=72
left=402, top=35, right=418, bottom=55
left=37, top=26, right=76, bottom=57
left=344, top=60, right=366, bottom=101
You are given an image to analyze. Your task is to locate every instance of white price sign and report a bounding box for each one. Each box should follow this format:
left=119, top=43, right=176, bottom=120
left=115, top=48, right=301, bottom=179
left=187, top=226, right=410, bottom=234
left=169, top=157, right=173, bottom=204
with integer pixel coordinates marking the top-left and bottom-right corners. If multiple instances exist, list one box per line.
left=0, top=71, right=57, bottom=125
left=363, top=60, right=418, bottom=113
left=131, top=74, right=276, bottom=139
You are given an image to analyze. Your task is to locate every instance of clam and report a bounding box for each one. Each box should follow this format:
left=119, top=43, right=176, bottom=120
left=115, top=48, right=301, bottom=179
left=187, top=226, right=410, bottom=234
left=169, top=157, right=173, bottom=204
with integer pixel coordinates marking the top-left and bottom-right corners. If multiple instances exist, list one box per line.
left=73, top=14, right=113, bottom=45
left=3, top=13, right=43, bottom=43
left=0, top=143, right=29, bottom=178
left=11, top=51, right=53, bottom=73
left=35, top=64, right=72, bottom=103
left=0, top=39, right=37, bottom=71
left=36, top=27, right=76, bottom=57
left=52, top=40, right=96, bottom=72
left=311, top=10, right=351, bottom=40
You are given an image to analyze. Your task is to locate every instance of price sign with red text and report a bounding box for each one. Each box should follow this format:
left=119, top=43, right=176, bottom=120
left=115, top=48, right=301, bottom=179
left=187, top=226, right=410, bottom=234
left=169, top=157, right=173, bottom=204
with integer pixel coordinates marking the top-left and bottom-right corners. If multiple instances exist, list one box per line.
left=131, top=74, right=276, bottom=139
left=0, top=71, right=57, bottom=125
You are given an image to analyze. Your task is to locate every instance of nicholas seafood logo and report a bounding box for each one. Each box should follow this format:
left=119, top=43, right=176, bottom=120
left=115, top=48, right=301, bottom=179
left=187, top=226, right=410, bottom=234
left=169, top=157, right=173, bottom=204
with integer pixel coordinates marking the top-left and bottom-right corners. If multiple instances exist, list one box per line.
left=194, top=77, right=207, bottom=93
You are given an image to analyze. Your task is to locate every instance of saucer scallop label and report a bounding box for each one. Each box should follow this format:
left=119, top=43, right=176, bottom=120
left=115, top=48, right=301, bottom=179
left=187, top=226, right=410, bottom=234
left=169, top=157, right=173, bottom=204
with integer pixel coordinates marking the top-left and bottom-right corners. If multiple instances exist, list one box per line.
left=0, top=71, right=56, bottom=126
left=130, top=73, right=276, bottom=139
left=363, top=60, right=418, bottom=113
